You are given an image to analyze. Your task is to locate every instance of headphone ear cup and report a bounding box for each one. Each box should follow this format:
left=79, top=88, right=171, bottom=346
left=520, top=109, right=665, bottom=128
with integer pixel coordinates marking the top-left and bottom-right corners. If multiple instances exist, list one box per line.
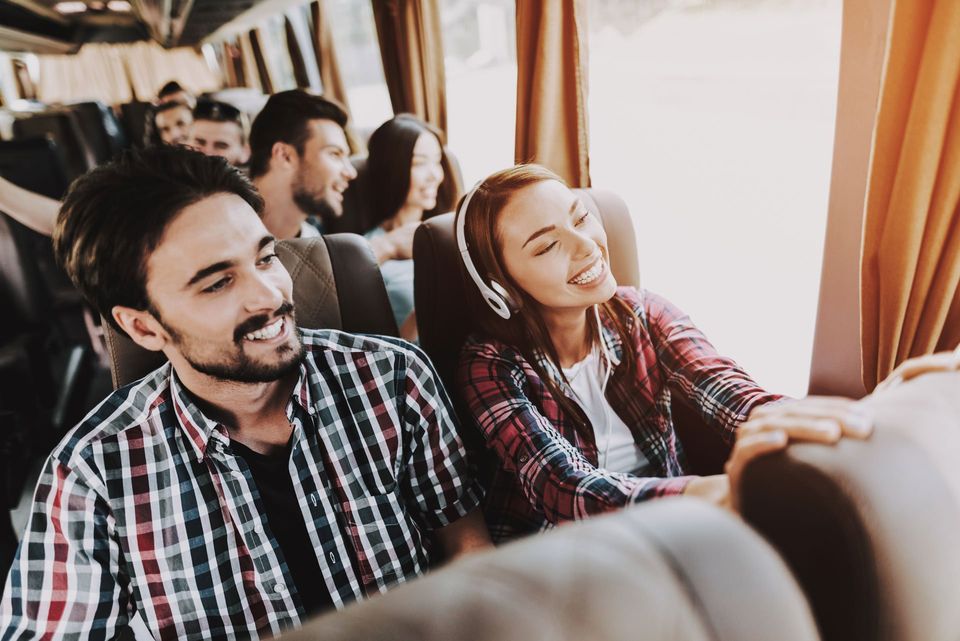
left=489, top=280, right=520, bottom=314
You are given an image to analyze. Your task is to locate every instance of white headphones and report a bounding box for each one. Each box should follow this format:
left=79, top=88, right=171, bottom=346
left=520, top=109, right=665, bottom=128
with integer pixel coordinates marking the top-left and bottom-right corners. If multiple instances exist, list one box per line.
left=455, top=180, right=517, bottom=320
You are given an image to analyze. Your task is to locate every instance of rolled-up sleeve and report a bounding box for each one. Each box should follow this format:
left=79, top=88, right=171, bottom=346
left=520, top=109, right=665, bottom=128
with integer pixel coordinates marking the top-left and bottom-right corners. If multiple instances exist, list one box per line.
left=643, top=290, right=783, bottom=443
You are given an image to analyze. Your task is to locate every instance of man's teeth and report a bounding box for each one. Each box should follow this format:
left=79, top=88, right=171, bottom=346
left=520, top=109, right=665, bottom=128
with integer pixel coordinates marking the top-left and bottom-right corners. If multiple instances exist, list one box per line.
left=570, top=260, right=603, bottom=285
left=245, top=318, right=283, bottom=341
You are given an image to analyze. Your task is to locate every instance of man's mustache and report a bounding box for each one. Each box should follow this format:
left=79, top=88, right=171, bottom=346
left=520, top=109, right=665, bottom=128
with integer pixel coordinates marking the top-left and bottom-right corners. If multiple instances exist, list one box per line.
left=234, top=301, right=295, bottom=343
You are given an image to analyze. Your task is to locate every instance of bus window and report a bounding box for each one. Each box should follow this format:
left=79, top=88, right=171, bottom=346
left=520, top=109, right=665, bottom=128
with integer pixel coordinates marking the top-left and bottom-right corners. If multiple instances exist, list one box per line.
left=326, top=0, right=392, bottom=134
left=588, top=0, right=842, bottom=396
left=442, top=0, right=517, bottom=186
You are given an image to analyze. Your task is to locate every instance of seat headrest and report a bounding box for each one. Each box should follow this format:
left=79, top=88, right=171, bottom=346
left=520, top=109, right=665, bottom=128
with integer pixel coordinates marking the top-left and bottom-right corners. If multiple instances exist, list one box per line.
left=739, top=371, right=960, bottom=641
left=104, top=233, right=397, bottom=389
left=280, top=498, right=820, bottom=641
left=412, top=187, right=639, bottom=392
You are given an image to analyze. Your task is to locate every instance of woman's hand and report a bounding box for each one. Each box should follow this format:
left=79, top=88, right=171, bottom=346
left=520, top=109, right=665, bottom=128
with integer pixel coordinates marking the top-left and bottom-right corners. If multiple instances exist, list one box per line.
left=724, top=397, right=873, bottom=511
left=874, top=347, right=960, bottom=393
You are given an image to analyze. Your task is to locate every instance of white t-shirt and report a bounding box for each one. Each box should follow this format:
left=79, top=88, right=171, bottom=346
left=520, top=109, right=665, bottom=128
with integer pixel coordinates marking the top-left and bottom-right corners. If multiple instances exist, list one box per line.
left=562, top=349, right=652, bottom=475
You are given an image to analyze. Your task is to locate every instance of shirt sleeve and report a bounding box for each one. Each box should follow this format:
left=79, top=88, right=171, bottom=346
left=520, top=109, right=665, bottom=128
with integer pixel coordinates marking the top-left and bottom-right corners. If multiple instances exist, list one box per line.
left=400, top=343, right=484, bottom=529
left=0, top=455, right=133, bottom=641
left=642, top=289, right=784, bottom=443
left=459, top=343, right=693, bottom=525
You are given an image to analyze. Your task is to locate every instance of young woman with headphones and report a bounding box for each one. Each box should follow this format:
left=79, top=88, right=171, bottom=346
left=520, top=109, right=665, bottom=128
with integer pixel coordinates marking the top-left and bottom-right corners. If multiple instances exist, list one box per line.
left=455, top=164, right=873, bottom=544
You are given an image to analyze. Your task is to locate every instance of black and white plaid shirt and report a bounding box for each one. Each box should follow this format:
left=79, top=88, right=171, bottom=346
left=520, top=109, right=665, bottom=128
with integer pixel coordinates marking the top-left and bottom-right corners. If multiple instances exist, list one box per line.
left=1, top=329, right=482, bottom=640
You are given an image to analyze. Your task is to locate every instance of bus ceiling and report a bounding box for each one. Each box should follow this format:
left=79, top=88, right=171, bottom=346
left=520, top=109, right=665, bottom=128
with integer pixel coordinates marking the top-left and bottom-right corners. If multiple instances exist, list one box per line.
left=0, top=0, right=263, bottom=53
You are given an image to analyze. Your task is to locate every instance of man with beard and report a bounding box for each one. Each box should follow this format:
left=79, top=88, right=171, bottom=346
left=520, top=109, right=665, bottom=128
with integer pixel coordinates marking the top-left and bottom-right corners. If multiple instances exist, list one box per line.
left=249, top=90, right=357, bottom=239
left=0, top=147, right=489, bottom=640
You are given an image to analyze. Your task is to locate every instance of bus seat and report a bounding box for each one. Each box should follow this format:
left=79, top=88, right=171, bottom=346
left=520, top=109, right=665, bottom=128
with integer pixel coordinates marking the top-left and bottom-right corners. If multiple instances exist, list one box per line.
left=0, top=137, right=71, bottom=200
left=103, top=233, right=398, bottom=389
left=331, top=148, right=465, bottom=236
left=738, top=371, right=960, bottom=641
left=69, top=101, right=128, bottom=164
left=12, top=110, right=96, bottom=182
left=280, top=498, right=821, bottom=641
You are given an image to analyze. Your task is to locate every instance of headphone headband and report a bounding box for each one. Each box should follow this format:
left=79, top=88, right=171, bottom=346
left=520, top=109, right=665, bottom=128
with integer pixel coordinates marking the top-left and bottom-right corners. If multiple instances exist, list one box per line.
left=455, top=179, right=514, bottom=320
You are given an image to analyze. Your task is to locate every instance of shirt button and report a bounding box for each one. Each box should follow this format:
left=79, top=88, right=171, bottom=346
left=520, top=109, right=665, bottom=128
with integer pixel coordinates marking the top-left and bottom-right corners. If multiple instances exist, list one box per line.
left=310, top=494, right=319, bottom=508
left=273, top=583, right=287, bottom=595
left=254, top=523, right=264, bottom=534
left=232, top=470, right=244, bottom=479
left=519, top=454, right=529, bottom=463
left=328, top=551, right=337, bottom=565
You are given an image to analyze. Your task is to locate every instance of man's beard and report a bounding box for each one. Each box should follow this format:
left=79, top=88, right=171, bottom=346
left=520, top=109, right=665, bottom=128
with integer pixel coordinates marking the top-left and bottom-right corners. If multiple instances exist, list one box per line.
left=158, top=301, right=306, bottom=384
left=292, top=172, right=339, bottom=222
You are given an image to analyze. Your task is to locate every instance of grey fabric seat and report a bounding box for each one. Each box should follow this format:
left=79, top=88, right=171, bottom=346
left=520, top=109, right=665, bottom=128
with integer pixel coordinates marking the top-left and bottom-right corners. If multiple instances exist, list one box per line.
left=739, top=370, right=960, bottom=641
left=282, top=498, right=821, bottom=641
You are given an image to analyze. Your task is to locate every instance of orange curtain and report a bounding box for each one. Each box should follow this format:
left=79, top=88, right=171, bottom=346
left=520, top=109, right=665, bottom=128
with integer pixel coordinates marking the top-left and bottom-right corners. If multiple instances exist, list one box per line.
left=248, top=28, right=275, bottom=95
left=861, top=0, right=960, bottom=390
left=371, top=0, right=447, bottom=133
left=514, top=0, right=590, bottom=187
left=310, top=0, right=351, bottom=115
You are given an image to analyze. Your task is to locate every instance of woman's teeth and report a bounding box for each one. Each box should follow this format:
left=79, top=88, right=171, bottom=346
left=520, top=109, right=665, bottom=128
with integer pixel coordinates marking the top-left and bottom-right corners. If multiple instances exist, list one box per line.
left=245, top=318, right=283, bottom=341
left=569, top=260, right=604, bottom=285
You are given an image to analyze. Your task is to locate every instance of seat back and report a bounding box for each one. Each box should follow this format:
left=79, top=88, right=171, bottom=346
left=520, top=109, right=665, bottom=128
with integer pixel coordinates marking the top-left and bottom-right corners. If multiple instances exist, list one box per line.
left=739, top=371, right=960, bottom=641
left=104, top=233, right=398, bottom=388
left=69, top=101, right=128, bottom=164
left=119, top=101, right=153, bottom=149
left=281, top=498, right=820, bottom=641
left=12, top=110, right=95, bottom=182
left=412, top=188, right=638, bottom=393
left=0, top=137, right=71, bottom=199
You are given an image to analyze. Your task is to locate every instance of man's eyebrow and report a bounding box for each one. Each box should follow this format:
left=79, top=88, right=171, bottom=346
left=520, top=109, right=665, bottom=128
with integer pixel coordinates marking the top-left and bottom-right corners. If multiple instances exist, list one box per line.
left=186, top=261, right=233, bottom=288
left=186, top=236, right=275, bottom=288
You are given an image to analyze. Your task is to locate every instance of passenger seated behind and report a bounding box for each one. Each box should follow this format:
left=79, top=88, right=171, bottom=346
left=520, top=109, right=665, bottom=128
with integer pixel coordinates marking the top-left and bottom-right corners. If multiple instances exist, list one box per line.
left=364, top=114, right=447, bottom=342
left=190, top=99, right=251, bottom=168
left=456, top=164, right=870, bottom=544
left=0, top=147, right=489, bottom=640
left=153, top=100, right=193, bottom=146
left=249, top=90, right=358, bottom=240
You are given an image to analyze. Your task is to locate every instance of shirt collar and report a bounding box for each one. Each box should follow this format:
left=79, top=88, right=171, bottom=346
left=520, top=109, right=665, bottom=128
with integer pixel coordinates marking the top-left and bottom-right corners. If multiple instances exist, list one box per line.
left=170, top=362, right=314, bottom=462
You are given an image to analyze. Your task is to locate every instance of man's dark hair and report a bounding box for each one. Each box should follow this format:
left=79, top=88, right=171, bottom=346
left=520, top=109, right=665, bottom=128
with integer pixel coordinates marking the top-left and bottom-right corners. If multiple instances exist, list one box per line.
left=248, top=90, right=349, bottom=179
left=158, top=80, right=185, bottom=99
left=53, top=146, right=264, bottom=332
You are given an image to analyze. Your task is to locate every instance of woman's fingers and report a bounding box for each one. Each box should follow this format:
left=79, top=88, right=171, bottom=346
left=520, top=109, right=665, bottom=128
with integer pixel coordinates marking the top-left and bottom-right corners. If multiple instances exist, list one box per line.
left=876, top=351, right=960, bottom=393
left=739, top=416, right=842, bottom=444
left=747, top=397, right=872, bottom=439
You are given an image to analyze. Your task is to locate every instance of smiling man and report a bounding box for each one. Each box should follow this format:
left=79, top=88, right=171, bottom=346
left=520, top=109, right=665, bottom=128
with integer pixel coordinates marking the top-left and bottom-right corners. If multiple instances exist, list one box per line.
left=248, top=90, right=357, bottom=240
left=0, top=147, right=488, bottom=640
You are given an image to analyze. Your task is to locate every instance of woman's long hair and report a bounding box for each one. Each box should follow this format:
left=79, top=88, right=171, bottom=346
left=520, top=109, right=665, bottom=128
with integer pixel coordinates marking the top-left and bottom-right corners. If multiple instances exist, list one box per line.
left=366, top=114, right=454, bottom=230
left=457, top=164, right=639, bottom=438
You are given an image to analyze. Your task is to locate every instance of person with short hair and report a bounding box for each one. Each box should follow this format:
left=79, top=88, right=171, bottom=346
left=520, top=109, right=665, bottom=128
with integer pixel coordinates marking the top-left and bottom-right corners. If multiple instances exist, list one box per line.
left=0, top=146, right=489, bottom=640
left=190, top=99, right=250, bottom=167
left=363, top=114, right=448, bottom=341
left=248, top=90, right=357, bottom=240
left=154, top=100, right=193, bottom=146
left=157, top=79, right=196, bottom=109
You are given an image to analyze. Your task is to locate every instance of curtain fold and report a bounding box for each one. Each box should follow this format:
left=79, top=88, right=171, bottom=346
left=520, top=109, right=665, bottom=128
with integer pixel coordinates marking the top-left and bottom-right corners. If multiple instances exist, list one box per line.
left=248, top=28, right=275, bottom=95
left=284, top=16, right=311, bottom=89
left=514, top=0, right=590, bottom=187
left=861, top=0, right=960, bottom=390
left=371, top=0, right=447, bottom=133
left=310, top=0, right=351, bottom=114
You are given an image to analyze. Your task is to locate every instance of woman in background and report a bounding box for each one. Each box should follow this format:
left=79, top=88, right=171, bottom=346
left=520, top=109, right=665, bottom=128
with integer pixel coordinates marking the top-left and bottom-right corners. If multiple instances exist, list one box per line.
left=364, top=114, right=447, bottom=341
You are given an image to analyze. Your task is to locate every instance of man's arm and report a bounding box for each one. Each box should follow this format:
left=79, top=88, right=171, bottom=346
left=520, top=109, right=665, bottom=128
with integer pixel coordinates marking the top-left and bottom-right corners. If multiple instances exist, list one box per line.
left=0, top=457, right=133, bottom=640
left=433, top=509, right=491, bottom=559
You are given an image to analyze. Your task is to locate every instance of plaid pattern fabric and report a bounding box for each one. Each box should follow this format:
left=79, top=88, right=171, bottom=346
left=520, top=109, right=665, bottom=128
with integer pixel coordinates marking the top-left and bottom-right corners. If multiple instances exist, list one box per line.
left=1, top=329, right=481, bottom=640
left=458, top=287, right=782, bottom=543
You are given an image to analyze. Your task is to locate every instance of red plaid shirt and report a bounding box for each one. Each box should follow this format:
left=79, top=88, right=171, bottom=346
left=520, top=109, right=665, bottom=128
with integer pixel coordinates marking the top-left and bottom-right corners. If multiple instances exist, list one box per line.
left=1, top=330, right=481, bottom=640
left=458, top=287, right=781, bottom=543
